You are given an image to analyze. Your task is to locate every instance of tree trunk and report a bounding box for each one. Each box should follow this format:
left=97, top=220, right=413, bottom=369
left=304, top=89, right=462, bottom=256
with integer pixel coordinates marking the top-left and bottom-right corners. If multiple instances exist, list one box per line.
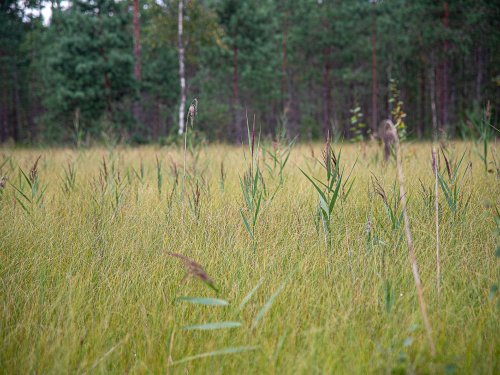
left=418, top=64, right=426, bottom=138
left=288, top=72, right=300, bottom=138
left=430, top=59, right=439, bottom=142
left=178, top=0, right=186, bottom=135
left=232, top=44, right=242, bottom=142
left=475, top=46, right=484, bottom=103
left=0, top=95, right=6, bottom=142
left=322, top=46, right=331, bottom=139
left=102, top=62, right=112, bottom=115
left=12, top=68, right=21, bottom=142
left=153, top=98, right=160, bottom=139
left=440, top=2, right=449, bottom=131
left=96, top=6, right=113, bottom=117
left=0, top=59, right=7, bottom=142
left=132, top=0, right=142, bottom=129
left=371, top=16, right=378, bottom=134
left=281, top=13, right=288, bottom=115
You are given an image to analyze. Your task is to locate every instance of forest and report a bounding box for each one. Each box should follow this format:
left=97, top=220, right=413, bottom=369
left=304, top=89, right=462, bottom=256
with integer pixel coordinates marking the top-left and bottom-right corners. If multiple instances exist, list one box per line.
left=1, top=0, right=498, bottom=144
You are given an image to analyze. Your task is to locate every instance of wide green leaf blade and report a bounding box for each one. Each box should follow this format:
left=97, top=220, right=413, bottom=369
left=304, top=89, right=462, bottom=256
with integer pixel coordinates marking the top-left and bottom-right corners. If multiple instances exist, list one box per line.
left=240, top=209, right=253, bottom=238
left=319, top=195, right=329, bottom=219
left=329, top=179, right=342, bottom=214
left=19, top=168, right=32, bottom=188
left=181, top=322, right=242, bottom=331
left=253, top=193, right=262, bottom=227
left=15, top=196, right=30, bottom=213
left=8, top=181, right=31, bottom=202
left=176, top=297, right=229, bottom=306
left=299, top=168, right=327, bottom=203
left=451, top=152, right=466, bottom=183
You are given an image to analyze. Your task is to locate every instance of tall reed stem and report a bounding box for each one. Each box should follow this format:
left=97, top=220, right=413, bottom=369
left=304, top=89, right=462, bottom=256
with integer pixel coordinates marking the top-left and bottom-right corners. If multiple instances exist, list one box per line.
left=432, top=148, right=440, bottom=303
left=430, top=62, right=441, bottom=304
left=181, top=99, right=197, bottom=222
left=394, top=129, right=436, bottom=357
left=182, top=124, right=187, bottom=220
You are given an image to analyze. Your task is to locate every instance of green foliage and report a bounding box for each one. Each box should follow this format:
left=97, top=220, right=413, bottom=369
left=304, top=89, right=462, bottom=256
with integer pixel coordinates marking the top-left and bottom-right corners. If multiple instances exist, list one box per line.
left=437, top=150, right=471, bottom=218
left=389, top=79, right=407, bottom=141
left=173, top=270, right=292, bottom=365
left=2, top=0, right=499, bottom=144
left=155, top=156, right=162, bottom=197
left=349, top=105, right=368, bottom=142
left=240, top=118, right=264, bottom=251
left=9, top=156, right=47, bottom=214
left=90, top=155, right=127, bottom=217
left=40, top=0, right=134, bottom=140
left=372, top=177, right=404, bottom=232
left=263, top=126, right=295, bottom=188
left=467, top=103, right=495, bottom=173
left=61, top=160, right=77, bottom=194
left=173, top=295, right=253, bottom=365
left=301, top=139, right=355, bottom=250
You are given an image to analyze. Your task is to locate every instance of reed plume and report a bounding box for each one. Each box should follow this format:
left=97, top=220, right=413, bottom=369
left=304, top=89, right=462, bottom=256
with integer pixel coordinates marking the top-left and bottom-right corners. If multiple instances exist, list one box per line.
left=168, top=251, right=218, bottom=292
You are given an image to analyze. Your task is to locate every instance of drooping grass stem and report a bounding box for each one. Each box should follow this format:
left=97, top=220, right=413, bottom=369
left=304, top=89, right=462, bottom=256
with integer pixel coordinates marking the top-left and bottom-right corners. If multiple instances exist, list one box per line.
left=393, top=124, right=436, bottom=357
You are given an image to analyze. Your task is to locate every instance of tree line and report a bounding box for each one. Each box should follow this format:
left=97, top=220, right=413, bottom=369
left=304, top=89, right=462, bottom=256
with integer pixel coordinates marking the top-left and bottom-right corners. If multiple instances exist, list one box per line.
left=0, top=0, right=498, bottom=145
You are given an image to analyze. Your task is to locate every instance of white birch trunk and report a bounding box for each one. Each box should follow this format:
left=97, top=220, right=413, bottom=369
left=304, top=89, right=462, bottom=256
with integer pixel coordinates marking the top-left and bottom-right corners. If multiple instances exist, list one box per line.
left=178, top=0, right=186, bottom=135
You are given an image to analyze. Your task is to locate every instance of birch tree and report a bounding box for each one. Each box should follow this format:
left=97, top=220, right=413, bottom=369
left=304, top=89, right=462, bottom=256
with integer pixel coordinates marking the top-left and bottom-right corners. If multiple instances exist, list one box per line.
left=178, top=0, right=186, bottom=135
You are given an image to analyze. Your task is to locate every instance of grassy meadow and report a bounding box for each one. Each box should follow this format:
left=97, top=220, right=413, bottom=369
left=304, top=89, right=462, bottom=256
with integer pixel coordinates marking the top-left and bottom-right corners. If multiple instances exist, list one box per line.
left=0, top=140, right=499, bottom=374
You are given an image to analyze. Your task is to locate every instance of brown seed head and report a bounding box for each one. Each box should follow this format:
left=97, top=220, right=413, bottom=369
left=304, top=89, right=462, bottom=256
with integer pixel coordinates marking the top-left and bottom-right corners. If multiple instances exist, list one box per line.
left=29, top=156, right=41, bottom=184
left=384, top=120, right=398, bottom=144
left=371, top=174, right=388, bottom=206
left=168, top=252, right=218, bottom=292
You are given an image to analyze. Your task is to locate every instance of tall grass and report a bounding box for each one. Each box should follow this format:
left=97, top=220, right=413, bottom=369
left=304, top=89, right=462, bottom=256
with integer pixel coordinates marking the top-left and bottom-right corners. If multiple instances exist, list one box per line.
left=0, top=141, right=498, bottom=374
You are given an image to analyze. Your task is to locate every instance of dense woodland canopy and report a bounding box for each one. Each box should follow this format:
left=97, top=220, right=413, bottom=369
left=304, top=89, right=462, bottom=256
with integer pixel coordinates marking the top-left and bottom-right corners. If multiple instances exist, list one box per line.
left=0, top=0, right=498, bottom=144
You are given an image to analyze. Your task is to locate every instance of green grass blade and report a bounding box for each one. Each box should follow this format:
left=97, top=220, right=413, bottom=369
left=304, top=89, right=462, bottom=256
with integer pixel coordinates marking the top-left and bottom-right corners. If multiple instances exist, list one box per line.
left=239, top=176, right=252, bottom=210
left=15, top=196, right=30, bottom=213
left=181, top=322, right=242, bottom=331
left=451, top=152, right=466, bottom=183
left=329, top=178, right=341, bottom=214
left=343, top=177, right=355, bottom=200
left=299, top=168, right=327, bottom=203
left=36, top=185, right=48, bottom=205
left=252, top=274, right=292, bottom=329
left=8, top=181, right=31, bottom=203
left=252, top=168, right=260, bottom=195
left=172, top=346, right=258, bottom=365
left=437, top=173, right=452, bottom=204
left=312, top=175, right=329, bottom=190
left=239, top=278, right=264, bottom=311
left=319, top=196, right=329, bottom=219
left=19, top=169, right=32, bottom=188
left=176, top=297, right=229, bottom=306
left=240, top=209, right=253, bottom=239
left=253, top=193, right=262, bottom=227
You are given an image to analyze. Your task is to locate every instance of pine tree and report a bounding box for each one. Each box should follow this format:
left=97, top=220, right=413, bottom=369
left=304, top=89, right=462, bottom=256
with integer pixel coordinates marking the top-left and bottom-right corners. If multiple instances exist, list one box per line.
left=40, top=0, right=134, bottom=140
